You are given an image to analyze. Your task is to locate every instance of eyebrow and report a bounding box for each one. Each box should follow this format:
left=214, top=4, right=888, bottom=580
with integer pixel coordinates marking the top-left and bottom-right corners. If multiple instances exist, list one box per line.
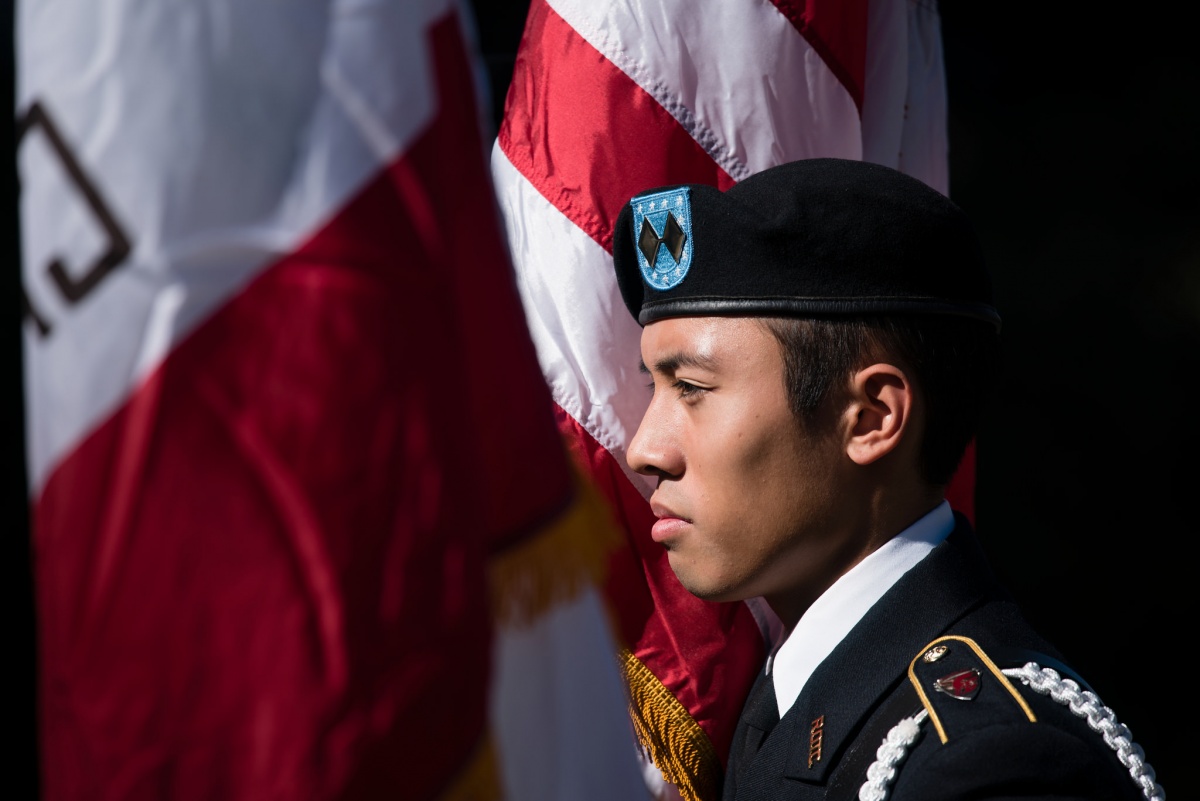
left=639, top=350, right=720, bottom=376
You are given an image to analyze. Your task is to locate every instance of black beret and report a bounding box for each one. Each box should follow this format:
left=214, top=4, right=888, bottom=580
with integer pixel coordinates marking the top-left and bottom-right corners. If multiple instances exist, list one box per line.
left=612, top=158, right=1000, bottom=331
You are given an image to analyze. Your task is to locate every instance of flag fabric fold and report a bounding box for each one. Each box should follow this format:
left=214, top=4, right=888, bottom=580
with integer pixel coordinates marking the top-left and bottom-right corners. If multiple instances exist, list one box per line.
left=19, top=0, right=643, bottom=798
left=491, top=1, right=961, bottom=798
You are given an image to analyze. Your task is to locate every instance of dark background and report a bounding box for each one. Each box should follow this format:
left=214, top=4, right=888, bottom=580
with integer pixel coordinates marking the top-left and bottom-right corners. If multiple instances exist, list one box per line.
left=9, top=2, right=1193, bottom=796
left=938, top=5, right=1195, bottom=790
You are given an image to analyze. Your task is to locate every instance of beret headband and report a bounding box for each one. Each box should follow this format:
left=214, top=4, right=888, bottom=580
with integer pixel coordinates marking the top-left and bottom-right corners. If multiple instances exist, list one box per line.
left=612, top=158, right=1001, bottom=331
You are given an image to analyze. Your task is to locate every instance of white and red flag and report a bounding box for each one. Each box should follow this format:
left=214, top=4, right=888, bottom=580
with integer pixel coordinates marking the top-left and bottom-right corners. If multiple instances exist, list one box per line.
left=491, top=1, right=967, bottom=798
left=18, top=0, right=644, bottom=799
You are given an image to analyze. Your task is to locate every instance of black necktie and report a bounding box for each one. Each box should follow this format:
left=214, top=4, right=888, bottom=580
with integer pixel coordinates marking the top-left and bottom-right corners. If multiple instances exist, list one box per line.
left=743, top=669, right=780, bottom=747
left=728, top=668, right=780, bottom=795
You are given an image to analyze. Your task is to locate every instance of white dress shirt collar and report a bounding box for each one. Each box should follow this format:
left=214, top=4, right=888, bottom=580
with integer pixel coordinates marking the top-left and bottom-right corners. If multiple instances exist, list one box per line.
left=765, top=500, right=956, bottom=719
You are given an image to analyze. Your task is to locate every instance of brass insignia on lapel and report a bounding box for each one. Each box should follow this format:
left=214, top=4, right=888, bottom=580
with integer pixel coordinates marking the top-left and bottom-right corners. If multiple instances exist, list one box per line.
left=808, top=715, right=825, bottom=768
left=933, top=668, right=981, bottom=700
left=923, top=644, right=949, bottom=663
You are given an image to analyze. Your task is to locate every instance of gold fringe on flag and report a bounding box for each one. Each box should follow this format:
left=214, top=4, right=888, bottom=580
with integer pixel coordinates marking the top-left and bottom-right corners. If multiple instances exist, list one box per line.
left=437, top=734, right=502, bottom=801
left=488, top=461, right=621, bottom=627
left=621, top=648, right=723, bottom=801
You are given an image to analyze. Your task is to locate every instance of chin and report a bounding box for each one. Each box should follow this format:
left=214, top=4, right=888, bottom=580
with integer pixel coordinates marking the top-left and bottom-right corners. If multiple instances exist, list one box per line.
left=669, top=560, right=746, bottom=603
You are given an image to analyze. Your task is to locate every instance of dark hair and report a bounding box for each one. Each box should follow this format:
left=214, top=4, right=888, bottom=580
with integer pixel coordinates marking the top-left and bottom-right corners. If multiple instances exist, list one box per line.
left=760, top=315, right=1001, bottom=486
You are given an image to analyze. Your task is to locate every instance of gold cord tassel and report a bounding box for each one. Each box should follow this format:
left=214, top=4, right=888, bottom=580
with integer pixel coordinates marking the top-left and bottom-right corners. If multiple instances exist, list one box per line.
left=488, top=462, right=620, bottom=626
left=621, top=648, right=723, bottom=801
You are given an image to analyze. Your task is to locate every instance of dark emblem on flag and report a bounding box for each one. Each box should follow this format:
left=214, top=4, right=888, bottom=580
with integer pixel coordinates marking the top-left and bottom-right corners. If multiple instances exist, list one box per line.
left=17, top=100, right=133, bottom=338
left=631, top=187, right=692, bottom=290
left=933, top=668, right=981, bottom=700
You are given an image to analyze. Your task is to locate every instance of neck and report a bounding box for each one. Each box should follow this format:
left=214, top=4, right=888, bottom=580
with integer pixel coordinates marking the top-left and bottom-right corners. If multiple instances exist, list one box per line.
left=764, top=486, right=947, bottom=630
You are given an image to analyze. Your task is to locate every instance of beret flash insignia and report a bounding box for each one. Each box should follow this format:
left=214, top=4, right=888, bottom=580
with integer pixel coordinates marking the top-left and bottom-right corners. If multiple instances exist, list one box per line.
left=632, top=187, right=692, bottom=290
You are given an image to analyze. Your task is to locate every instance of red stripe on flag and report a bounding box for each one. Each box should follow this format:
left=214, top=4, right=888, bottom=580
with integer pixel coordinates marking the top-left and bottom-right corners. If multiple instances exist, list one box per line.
left=33, top=12, right=564, bottom=801
left=554, top=407, right=764, bottom=765
left=498, top=0, right=735, bottom=255
left=768, top=0, right=869, bottom=112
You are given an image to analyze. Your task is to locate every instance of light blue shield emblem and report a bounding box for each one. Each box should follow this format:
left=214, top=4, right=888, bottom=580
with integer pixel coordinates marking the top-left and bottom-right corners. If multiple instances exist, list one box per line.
left=632, top=187, right=692, bottom=290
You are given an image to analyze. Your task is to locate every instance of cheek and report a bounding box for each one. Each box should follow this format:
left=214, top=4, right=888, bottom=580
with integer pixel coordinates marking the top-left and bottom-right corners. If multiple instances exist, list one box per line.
left=731, top=427, right=828, bottom=523
left=693, top=424, right=801, bottom=516
left=727, top=414, right=807, bottom=480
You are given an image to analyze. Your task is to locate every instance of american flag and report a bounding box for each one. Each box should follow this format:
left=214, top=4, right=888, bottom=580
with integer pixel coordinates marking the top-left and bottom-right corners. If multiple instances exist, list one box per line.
left=490, top=0, right=961, bottom=797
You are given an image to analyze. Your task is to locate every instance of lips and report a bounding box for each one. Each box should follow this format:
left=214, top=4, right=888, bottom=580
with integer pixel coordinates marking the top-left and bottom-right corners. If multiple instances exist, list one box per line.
left=649, top=500, right=691, bottom=543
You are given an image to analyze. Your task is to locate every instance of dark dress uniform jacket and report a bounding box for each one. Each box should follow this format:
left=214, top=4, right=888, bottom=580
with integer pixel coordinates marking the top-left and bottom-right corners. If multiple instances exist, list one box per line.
left=723, top=514, right=1153, bottom=801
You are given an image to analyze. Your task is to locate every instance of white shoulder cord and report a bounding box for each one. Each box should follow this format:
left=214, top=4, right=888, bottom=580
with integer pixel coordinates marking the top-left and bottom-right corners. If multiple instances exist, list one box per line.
left=1003, top=663, right=1165, bottom=801
left=857, top=708, right=928, bottom=801
left=855, top=662, right=1166, bottom=801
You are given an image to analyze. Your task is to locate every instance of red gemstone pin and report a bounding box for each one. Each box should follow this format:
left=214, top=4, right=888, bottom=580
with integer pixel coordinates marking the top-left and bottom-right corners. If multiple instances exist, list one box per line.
left=933, top=668, right=981, bottom=700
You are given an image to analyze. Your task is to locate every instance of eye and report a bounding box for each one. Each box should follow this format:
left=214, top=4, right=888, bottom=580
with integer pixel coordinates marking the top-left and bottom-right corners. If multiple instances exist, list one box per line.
left=673, top=380, right=705, bottom=398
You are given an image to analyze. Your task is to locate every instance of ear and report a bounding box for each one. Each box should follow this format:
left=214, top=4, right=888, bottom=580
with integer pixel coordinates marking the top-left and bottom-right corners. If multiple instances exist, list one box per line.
left=844, top=363, right=916, bottom=466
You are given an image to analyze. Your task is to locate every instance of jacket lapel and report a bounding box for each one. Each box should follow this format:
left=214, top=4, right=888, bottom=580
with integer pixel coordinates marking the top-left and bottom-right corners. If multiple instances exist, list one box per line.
left=775, top=516, right=1009, bottom=784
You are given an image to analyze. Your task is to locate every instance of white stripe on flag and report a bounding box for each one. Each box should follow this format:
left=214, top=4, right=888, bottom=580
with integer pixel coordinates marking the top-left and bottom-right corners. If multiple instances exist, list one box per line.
left=492, top=144, right=653, bottom=492
left=548, top=0, right=862, bottom=180
left=862, top=0, right=949, bottom=193
left=492, top=586, right=652, bottom=801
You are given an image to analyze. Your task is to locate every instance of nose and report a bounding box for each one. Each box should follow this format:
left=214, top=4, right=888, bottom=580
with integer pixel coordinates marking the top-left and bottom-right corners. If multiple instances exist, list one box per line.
left=626, top=398, right=681, bottom=479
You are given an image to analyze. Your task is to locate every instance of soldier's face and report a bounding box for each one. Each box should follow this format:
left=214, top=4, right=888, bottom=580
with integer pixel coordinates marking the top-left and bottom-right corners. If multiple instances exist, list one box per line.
left=627, top=316, right=855, bottom=618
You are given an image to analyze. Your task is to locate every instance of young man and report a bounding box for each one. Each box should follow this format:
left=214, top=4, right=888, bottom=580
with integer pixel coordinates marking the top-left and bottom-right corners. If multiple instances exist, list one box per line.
left=611, top=158, right=1163, bottom=801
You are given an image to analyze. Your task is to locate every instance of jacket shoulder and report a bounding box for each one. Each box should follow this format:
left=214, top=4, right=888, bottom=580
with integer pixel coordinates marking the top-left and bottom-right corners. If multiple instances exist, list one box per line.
left=854, top=635, right=1163, bottom=801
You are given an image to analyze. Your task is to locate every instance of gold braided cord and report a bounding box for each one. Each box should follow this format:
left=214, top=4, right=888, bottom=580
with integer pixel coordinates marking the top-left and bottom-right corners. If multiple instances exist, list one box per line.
left=436, top=734, right=502, bottom=801
left=621, top=648, right=723, bottom=801
left=488, top=462, right=621, bottom=626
